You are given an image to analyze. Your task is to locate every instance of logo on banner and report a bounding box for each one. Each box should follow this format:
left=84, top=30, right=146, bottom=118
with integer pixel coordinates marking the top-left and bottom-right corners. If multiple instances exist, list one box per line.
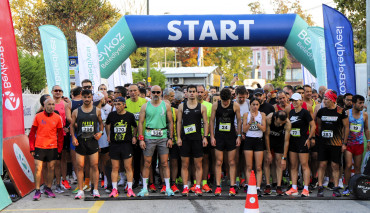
left=3, top=91, right=20, bottom=111
left=13, top=144, right=34, bottom=183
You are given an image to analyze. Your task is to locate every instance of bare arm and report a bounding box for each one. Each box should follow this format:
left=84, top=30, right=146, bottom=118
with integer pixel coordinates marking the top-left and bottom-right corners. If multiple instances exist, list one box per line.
left=342, top=117, right=349, bottom=151
left=65, top=102, right=72, bottom=124
left=364, top=112, right=370, bottom=151
left=283, top=121, right=291, bottom=159
left=210, top=102, right=217, bottom=139
left=106, top=124, right=111, bottom=142
left=257, top=112, right=267, bottom=132
left=234, top=103, right=242, bottom=136
left=201, top=105, right=209, bottom=137
left=265, top=114, right=272, bottom=152
left=138, top=103, right=147, bottom=150
left=70, top=109, right=78, bottom=146
left=176, top=104, right=184, bottom=146
left=242, top=112, right=250, bottom=134
left=166, top=102, right=174, bottom=148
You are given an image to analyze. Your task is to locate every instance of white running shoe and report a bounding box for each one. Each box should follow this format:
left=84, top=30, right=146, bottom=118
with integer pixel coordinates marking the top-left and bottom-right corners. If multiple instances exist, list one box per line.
left=338, top=178, right=344, bottom=189
left=323, top=177, right=329, bottom=187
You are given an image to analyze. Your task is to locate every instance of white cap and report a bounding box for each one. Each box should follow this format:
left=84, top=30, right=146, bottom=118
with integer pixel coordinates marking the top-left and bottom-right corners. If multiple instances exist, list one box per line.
left=93, top=91, right=104, bottom=102
left=290, top=93, right=302, bottom=101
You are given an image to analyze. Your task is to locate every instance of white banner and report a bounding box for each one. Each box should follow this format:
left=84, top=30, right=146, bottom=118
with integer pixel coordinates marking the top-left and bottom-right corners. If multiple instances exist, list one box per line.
left=121, top=58, right=133, bottom=85
left=108, top=66, right=123, bottom=91
left=76, top=32, right=101, bottom=92
left=302, top=65, right=318, bottom=90
left=22, top=94, right=41, bottom=129
left=107, top=58, right=133, bottom=90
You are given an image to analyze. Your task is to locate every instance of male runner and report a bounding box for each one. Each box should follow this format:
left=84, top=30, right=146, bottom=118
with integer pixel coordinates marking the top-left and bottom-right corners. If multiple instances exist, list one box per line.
left=177, top=85, right=209, bottom=196
left=137, top=85, right=175, bottom=197
left=343, top=93, right=353, bottom=111
left=29, top=99, right=64, bottom=200
left=70, top=89, right=104, bottom=199
left=274, top=91, right=290, bottom=112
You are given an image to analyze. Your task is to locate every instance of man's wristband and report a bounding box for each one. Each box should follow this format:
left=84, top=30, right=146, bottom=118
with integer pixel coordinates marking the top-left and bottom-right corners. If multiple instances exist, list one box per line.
left=238, top=134, right=241, bottom=137
left=367, top=139, right=370, bottom=142
left=138, top=135, right=144, bottom=141
left=282, top=157, right=287, bottom=160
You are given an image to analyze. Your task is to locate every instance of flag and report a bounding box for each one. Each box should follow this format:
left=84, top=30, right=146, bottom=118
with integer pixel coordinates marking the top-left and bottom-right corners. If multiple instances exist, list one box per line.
left=107, top=66, right=123, bottom=91
left=39, top=25, right=71, bottom=95
left=121, top=58, right=133, bottom=85
left=302, top=65, right=318, bottom=90
left=323, top=4, right=356, bottom=95
left=307, top=27, right=327, bottom=88
left=197, top=47, right=203, bottom=66
left=76, top=32, right=101, bottom=92
left=0, top=0, right=25, bottom=138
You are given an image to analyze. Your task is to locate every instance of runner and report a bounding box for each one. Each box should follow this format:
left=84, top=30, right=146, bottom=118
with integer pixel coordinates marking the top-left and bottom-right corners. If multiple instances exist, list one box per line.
left=283, top=85, right=294, bottom=99
left=316, top=90, right=349, bottom=197
left=70, top=89, right=104, bottom=199
left=343, top=95, right=370, bottom=196
left=210, top=88, right=242, bottom=196
left=177, top=85, right=209, bottom=196
left=274, top=91, right=290, bottom=112
left=285, top=93, right=315, bottom=197
left=29, top=99, right=64, bottom=200
left=137, top=85, right=175, bottom=197
left=243, top=98, right=266, bottom=197
left=343, top=93, right=353, bottom=111
left=106, top=97, right=137, bottom=198
left=264, top=110, right=291, bottom=196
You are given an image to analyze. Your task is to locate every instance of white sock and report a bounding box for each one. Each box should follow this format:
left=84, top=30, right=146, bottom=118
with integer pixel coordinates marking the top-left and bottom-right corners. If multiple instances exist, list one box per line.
left=196, top=185, right=200, bottom=189
left=256, top=187, right=260, bottom=190
left=128, top=182, right=133, bottom=189
left=184, top=185, right=189, bottom=189
left=292, top=185, right=297, bottom=190
left=112, top=182, right=117, bottom=190
left=143, top=178, right=148, bottom=190
left=165, top=178, right=170, bottom=189
left=304, top=185, right=309, bottom=190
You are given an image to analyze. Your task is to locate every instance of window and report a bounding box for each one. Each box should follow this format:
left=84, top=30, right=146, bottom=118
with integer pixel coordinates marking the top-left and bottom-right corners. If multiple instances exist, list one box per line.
left=258, top=71, right=262, bottom=79
left=250, top=54, right=254, bottom=65
left=267, top=70, right=272, bottom=80
left=256, top=52, right=261, bottom=65
left=266, top=51, right=272, bottom=65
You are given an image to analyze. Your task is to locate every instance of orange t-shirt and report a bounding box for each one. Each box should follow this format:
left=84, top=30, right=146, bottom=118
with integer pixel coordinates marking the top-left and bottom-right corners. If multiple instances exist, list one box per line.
left=32, top=112, right=63, bottom=149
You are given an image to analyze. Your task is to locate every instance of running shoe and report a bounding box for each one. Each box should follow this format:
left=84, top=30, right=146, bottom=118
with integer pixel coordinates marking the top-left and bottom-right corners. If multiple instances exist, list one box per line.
left=323, top=177, right=329, bottom=187
left=44, top=187, right=56, bottom=198
left=229, top=187, right=236, bottom=196
left=326, top=182, right=335, bottom=191
left=40, top=185, right=46, bottom=194
left=61, top=180, right=71, bottom=190
left=149, top=184, right=157, bottom=193
left=83, top=184, right=91, bottom=192
left=127, top=188, right=136, bottom=197
left=189, top=184, right=196, bottom=193
left=301, top=189, right=310, bottom=197
left=257, top=189, right=263, bottom=197
left=101, top=180, right=105, bottom=188
left=338, top=179, right=344, bottom=189
left=109, top=188, right=119, bottom=198
left=93, top=190, right=100, bottom=198
left=342, top=187, right=350, bottom=196
left=105, top=187, right=112, bottom=194
left=240, top=178, right=246, bottom=186
left=285, top=187, right=298, bottom=196
left=202, top=184, right=212, bottom=193
left=195, top=187, right=203, bottom=196
left=75, top=190, right=85, bottom=199
left=317, top=186, right=324, bottom=197
left=124, top=184, right=128, bottom=193
left=332, top=187, right=341, bottom=197
left=214, top=187, right=222, bottom=196
left=160, top=185, right=166, bottom=194
left=276, top=187, right=284, bottom=196
left=244, top=185, right=248, bottom=193
left=72, top=187, right=79, bottom=194
left=137, top=189, right=149, bottom=197
left=165, top=188, right=175, bottom=196
left=171, top=184, right=180, bottom=193
left=310, top=178, right=318, bottom=189
left=264, top=185, right=272, bottom=195
left=33, top=190, right=41, bottom=201
left=182, top=187, right=189, bottom=196
left=55, top=185, right=64, bottom=194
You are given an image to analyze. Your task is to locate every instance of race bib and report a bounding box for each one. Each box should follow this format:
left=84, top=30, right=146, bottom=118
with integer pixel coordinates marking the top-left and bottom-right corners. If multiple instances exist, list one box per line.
left=219, top=123, right=231, bottom=132
left=290, top=128, right=301, bottom=137
left=350, top=123, right=361, bottom=133
left=322, top=130, right=333, bottom=138
left=150, top=129, right=163, bottom=137
left=184, top=124, right=196, bottom=135
left=134, top=113, right=140, bottom=121
left=249, top=122, right=259, bottom=131
left=114, top=126, right=127, bottom=133
left=82, top=126, right=94, bottom=133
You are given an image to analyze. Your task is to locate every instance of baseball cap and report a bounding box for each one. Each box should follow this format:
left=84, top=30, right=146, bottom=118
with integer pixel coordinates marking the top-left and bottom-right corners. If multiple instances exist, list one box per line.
left=93, top=91, right=104, bottom=102
left=114, top=96, right=126, bottom=103
left=253, top=88, right=264, bottom=96
left=290, top=93, right=302, bottom=101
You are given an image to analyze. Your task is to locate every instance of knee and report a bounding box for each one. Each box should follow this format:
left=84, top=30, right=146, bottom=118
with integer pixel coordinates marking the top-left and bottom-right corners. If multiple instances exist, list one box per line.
left=228, top=159, right=236, bottom=168
left=91, top=163, right=99, bottom=171
left=256, top=165, right=263, bottom=172
left=246, top=164, right=253, bottom=171
left=144, top=160, right=151, bottom=168
left=216, top=159, right=223, bottom=167
left=160, top=161, right=168, bottom=168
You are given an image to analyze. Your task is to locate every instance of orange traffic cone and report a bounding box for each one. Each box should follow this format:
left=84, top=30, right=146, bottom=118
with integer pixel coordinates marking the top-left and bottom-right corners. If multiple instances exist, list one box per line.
left=244, top=170, right=259, bottom=213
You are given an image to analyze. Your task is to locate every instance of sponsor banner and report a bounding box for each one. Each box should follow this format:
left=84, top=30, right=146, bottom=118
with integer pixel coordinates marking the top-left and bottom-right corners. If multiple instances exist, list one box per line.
left=308, top=27, right=327, bottom=88
left=97, top=17, right=137, bottom=78
left=0, top=0, right=25, bottom=138
left=3, top=135, right=36, bottom=197
left=39, top=25, right=71, bottom=95
left=323, top=4, right=356, bottom=95
left=23, top=93, right=41, bottom=129
left=107, top=66, right=123, bottom=91
left=302, top=65, right=318, bottom=90
left=69, top=56, right=79, bottom=84
left=0, top=178, right=12, bottom=210
left=76, top=32, right=101, bottom=92
left=121, top=58, right=133, bottom=85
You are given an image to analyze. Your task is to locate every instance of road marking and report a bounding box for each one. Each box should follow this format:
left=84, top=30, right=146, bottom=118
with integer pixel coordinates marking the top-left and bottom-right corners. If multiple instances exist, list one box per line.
left=88, top=201, right=105, bottom=213
left=3, top=208, right=89, bottom=211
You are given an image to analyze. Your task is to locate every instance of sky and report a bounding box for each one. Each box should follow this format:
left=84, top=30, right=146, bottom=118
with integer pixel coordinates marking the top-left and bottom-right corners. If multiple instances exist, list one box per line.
left=110, top=0, right=337, bottom=27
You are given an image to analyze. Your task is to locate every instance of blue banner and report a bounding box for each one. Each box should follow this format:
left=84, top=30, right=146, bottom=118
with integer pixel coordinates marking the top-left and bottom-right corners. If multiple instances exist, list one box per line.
left=39, top=25, right=70, bottom=95
left=323, top=4, right=356, bottom=95
left=308, top=27, right=327, bottom=87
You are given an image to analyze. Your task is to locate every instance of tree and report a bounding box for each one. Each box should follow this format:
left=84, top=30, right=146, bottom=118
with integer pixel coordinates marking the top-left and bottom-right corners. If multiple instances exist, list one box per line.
left=271, top=50, right=291, bottom=89
left=129, top=48, right=147, bottom=68
left=133, top=68, right=166, bottom=89
left=18, top=51, right=47, bottom=93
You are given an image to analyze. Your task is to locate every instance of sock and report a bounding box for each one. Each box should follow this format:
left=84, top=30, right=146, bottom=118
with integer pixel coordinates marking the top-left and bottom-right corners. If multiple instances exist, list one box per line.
left=184, top=185, right=189, bottom=189
left=292, top=185, right=297, bottom=190
left=257, top=187, right=260, bottom=190
left=230, top=185, right=235, bottom=189
left=112, top=182, right=117, bottom=190
left=236, top=177, right=240, bottom=182
left=165, top=178, right=170, bottom=189
left=202, top=180, right=207, bottom=186
left=196, top=185, right=200, bottom=189
left=143, top=178, right=148, bottom=190
left=84, top=178, right=90, bottom=185
left=304, top=185, right=308, bottom=191
left=217, top=185, right=221, bottom=188
left=128, top=182, right=133, bottom=189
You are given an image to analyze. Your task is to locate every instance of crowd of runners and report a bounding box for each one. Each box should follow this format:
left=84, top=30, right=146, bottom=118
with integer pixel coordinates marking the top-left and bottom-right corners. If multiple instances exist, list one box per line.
left=29, top=79, right=370, bottom=200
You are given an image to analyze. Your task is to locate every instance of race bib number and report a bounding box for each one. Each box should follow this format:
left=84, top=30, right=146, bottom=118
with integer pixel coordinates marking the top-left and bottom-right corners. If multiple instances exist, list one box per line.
left=114, top=126, right=127, bottom=133
left=249, top=122, right=259, bottom=131
left=350, top=124, right=361, bottom=133
left=322, top=130, right=333, bottom=138
left=290, top=128, right=301, bottom=137
left=82, top=126, right=94, bottom=133
left=184, top=124, right=196, bottom=135
left=134, top=113, right=140, bottom=121
left=219, top=123, right=231, bottom=132
left=151, top=129, right=163, bottom=137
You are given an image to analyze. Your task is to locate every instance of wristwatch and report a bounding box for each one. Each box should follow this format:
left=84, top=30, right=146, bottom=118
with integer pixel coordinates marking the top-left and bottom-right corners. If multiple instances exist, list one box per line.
left=281, top=157, right=287, bottom=160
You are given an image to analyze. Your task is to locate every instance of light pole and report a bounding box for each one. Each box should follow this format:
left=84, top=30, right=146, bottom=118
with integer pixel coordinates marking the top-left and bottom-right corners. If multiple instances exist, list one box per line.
left=146, top=0, right=150, bottom=86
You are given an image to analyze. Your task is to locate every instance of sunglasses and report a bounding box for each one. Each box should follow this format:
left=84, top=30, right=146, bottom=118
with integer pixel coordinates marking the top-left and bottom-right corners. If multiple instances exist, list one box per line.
left=152, top=91, right=161, bottom=94
left=83, top=86, right=92, bottom=89
left=53, top=89, right=63, bottom=93
left=114, top=91, right=120, bottom=94
left=107, top=100, right=112, bottom=103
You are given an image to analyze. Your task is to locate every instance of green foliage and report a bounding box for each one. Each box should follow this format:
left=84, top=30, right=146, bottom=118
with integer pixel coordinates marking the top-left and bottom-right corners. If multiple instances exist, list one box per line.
left=18, top=51, right=46, bottom=93
left=133, top=68, right=166, bottom=89
left=129, top=47, right=147, bottom=68
left=355, top=50, right=366, bottom=63
left=271, top=50, right=290, bottom=89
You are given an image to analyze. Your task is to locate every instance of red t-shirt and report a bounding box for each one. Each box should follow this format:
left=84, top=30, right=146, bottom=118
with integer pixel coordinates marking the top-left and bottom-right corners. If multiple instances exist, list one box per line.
left=32, top=112, right=63, bottom=149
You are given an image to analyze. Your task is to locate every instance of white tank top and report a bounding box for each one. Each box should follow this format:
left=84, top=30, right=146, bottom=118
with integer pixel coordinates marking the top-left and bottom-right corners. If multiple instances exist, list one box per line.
left=245, top=111, right=263, bottom=138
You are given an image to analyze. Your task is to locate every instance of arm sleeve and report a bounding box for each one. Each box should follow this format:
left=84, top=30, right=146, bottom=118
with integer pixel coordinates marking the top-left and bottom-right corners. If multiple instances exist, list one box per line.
left=57, top=128, right=64, bottom=153
left=28, top=125, right=38, bottom=152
